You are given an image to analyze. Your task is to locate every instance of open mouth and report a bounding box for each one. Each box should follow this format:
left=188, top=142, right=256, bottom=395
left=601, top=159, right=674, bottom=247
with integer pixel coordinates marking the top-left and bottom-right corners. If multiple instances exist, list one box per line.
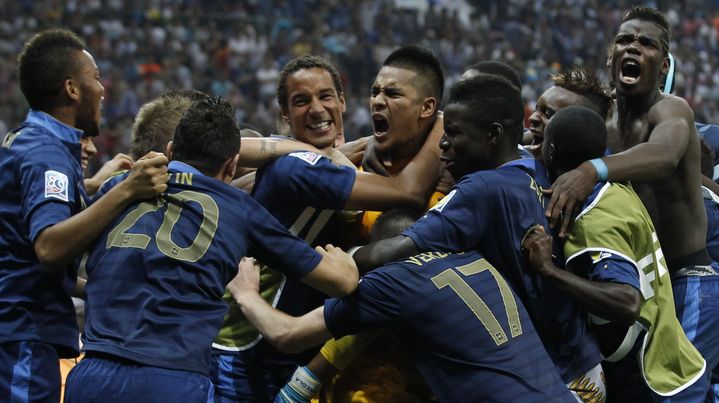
left=372, top=114, right=389, bottom=136
left=620, top=59, right=641, bottom=84
left=529, top=128, right=543, bottom=145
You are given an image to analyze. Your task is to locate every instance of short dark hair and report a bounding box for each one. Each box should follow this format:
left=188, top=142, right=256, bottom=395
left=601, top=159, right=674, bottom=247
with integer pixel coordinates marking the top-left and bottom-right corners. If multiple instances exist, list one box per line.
left=621, top=6, right=670, bottom=55
left=464, top=61, right=521, bottom=89
left=18, top=29, right=85, bottom=111
left=700, top=139, right=715, bottom=179
left=383, top=44, right=444, bottom=102
left=551, top=66, right=612, bottom=118
left=447, top=75, right=524, bottom=144
left=370, top=208, right=424, bottom=242
left=172, top=96, right=241, bottom=176
left=544, top=106, right=607, bottom=175
left=277, top=55, right=343, bottom=110
left=130, top=91, right=211, bottom=159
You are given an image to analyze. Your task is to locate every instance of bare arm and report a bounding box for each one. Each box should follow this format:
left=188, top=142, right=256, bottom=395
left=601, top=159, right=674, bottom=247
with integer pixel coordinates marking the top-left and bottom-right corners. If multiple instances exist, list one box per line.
left=34, top=152, right=169, bottom=272
left=301, top=244, right=359, bottom=297
left=353, top=235, right=419, bottom=274
left=238, top=137, right=321, bottom=168
left=229, top=258, right=334, bottom=354
left=84, top=153, right=133, bottom=196
left=546, top=96, right=695, bottom=236
left=344, top=116, right=444, bottom=211
left=522, top=228, right=641, bottom=325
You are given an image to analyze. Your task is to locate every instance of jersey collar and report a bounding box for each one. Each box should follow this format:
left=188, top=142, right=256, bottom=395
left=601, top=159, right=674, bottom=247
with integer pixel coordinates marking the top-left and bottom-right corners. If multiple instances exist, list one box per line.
left=498, top=157, right=537, bottom=174
left=26, top=109, right=84, bottom=144
left=169, top=160, right=204, bottom=176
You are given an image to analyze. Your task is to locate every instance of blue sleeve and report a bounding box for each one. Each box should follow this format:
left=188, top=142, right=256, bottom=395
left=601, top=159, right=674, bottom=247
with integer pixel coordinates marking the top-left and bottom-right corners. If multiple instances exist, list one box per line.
left=20, top=144, right=81, bottom=242
left=402, top=176, right=489, bottom=252
left=261, top=153, right=355, bottom=210
left=246, top=197, right=322, bottom=279
left=587, top=255, right=641, bottom=292
left=323, top=267, right=405, bottom=338
left=705, top=199, right=719, bottom=262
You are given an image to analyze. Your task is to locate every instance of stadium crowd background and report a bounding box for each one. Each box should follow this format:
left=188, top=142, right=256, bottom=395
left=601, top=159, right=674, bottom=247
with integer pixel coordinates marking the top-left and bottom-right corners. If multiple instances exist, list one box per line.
left=0, top=0, right=717, bottom=175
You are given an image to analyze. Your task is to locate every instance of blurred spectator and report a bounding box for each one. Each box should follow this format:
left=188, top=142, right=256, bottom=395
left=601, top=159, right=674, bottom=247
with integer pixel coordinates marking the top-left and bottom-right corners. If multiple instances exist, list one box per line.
left=0, top=0, right=717, bottom=177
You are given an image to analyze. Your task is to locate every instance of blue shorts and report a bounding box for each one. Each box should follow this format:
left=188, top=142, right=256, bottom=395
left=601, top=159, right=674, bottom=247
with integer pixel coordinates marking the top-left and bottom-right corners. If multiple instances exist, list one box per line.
left=209, top=349, right=294, bottom=403
left=0, top=341, right=60, bottom=403
left=64, top=354, right=214, bottom=403
left=671, top=270, right=719, bottom=403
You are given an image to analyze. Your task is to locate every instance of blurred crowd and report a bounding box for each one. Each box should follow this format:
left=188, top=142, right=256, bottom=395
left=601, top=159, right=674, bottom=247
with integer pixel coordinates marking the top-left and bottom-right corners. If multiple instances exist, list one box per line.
left=0, top=0, right=717, bottom=174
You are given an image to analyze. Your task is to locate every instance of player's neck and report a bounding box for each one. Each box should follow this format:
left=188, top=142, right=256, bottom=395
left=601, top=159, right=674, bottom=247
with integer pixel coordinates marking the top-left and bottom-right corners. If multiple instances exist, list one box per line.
left=44, top=106, right=78, bottom=131
left=494, top=146, right=521, bottom=169
left=617, top=88, right=661, bottom=116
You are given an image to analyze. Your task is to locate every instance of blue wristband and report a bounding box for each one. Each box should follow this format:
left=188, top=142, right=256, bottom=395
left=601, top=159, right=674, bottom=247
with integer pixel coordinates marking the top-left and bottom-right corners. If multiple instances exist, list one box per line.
left=589, top=158, right=608, bottom=181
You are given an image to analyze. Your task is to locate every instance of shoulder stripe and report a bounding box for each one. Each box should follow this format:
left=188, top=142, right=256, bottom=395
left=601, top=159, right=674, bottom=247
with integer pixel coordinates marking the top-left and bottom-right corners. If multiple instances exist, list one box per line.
left=575, top=182, right=611, bottom=221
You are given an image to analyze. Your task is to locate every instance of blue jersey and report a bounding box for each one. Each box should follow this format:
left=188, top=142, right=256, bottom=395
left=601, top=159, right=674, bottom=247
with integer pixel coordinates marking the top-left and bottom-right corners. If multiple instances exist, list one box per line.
left=704, top=186, right=719, bottom=262
left=697, top=122, right=719, bottom=181
left=402, top=158, right=600, bottom=382
left=0, top=110, right=86, bottom=357
left=82, top=161, right=322, bottom=374
left=324, top=251, right=575, bottom=403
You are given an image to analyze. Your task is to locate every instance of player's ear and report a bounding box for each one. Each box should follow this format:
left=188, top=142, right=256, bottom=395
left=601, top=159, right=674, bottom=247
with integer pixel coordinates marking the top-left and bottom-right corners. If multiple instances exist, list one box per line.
left=488, top=122, right=503, bottom=145
left=420, top=97, right=437, bottom=119
left=166, top=141, right=174, bottom=161
left=660, top=56, right=670, bottom=76
left=339, top=92, right=346, bottom=114
left=64, top=78, right=80, bottom=102
left=224, top=153, right=240, bottom=183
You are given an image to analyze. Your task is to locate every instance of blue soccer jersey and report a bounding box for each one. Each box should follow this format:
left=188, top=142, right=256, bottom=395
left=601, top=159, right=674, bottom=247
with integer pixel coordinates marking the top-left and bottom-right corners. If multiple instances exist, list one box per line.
left=703, top=187, right=719, bottom=262
left=0, top=110, right=87, bottom=357
left=82, top=161, right=323, bottom=374
left=402, top=158, right=600, bottom=382
left=324, top=251, right=575, bottom=403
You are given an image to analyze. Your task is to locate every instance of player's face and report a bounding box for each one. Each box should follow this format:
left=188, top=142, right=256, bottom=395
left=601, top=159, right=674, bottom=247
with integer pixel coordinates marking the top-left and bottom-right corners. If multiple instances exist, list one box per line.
left=74, top=50, right=104, bottom=137
left=283, top=67, right=346, bottom=150
left=528, top=86, right=585, bottom=146
left=610, top=19, right=668, bottom=96
left=440, top=102, right=491, bottom=180
left=370, top=66, right=427, bottom=155
left=79, top=135, right=97, bottom=172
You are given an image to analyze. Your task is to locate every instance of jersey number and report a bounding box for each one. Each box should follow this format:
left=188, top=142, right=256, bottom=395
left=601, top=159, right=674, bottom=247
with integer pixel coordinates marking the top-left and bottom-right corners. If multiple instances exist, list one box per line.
left=106, top=190, right=219, bottom=262
left=432, top=258, right=523, bottom=345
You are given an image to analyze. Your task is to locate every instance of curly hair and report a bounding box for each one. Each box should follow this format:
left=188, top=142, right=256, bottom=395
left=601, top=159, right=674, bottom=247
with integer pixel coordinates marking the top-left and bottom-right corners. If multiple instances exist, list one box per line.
left=551, top=66, right=611, bottom=118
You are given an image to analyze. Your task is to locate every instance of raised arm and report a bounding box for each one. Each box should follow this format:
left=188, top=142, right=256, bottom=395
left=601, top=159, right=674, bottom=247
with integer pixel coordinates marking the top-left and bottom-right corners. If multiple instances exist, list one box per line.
left=343, top=116, right=444, bottom=211
left=238, top=137, right=320, bottom=168
left=84, top=152, right=133, bottom=195
left=546, top=96, right=695, bottom=236
left=34, top=152, right=168, bottom=272
left=229, top=258, right=333, bottom=354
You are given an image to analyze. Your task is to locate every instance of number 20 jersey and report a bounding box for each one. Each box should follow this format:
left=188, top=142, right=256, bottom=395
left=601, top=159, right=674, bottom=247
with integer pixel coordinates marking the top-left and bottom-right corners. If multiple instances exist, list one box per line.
left=82, top=161, right=322, bottom=374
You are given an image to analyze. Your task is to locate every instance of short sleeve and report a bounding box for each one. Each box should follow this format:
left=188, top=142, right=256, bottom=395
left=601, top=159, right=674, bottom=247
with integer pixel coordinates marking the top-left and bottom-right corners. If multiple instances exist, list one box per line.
left=260, top=153, right=356, bottom=210
left=402, top=176, right=490, bottom=252
left=324, top=267, right=405, bottom=338
left=20, top=144, right=81, bottom=241
left=580, top=253, right=641, bottom=292
left=246, top=197, right=322, bottom=279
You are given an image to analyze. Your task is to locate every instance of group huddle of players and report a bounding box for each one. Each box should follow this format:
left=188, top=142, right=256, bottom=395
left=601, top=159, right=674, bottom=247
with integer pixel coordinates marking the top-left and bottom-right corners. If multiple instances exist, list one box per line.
left=2, top=5, right=719, bottom=403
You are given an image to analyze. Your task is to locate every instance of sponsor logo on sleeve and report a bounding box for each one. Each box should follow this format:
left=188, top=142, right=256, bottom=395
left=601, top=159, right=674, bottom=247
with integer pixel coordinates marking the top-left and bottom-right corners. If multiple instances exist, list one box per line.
left=429, top=189, right=456, bottom=213
left=45, top=170, right=69, bottom=202
left=289, top=151, right=322, bottom=166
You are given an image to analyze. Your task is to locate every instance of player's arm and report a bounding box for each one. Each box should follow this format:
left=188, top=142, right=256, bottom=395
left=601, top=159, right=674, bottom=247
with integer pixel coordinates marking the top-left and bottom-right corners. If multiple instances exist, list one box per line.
left=229, top=258, right=334, bottom=354
left=546, top=96, right=695, bottom=236
left=522, top=227, right=641, bottom=325
left=302, top=245, right=359, bottom=297
left=84, top=152, right=133, bottom=195
left=353, top=234, right=419, bottom=274
left=34, top=152, right=168, bottom=272
left=343, top=116, right=443, bottom=211
left=238, top=137, right=320, bottom=168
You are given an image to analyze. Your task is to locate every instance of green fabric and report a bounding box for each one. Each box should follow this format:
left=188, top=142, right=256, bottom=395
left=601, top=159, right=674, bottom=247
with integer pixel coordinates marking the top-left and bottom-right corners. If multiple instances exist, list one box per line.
left=564, top=182, right=705, bottom=395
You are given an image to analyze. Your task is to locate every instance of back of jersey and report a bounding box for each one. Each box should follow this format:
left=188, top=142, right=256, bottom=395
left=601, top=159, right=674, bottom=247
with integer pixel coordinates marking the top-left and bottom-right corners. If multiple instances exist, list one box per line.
left=326, top=251, right=575, bottom=402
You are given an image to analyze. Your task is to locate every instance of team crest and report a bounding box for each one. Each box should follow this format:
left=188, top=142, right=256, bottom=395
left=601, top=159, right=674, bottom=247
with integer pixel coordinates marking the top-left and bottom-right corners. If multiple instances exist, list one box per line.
left=45, top=170, right=69, bottom=202
left=289, top=151, right=321, bottom=165
left=429, top=189, right=456, bottom=213
left=591, top=251, right=613, bottom=264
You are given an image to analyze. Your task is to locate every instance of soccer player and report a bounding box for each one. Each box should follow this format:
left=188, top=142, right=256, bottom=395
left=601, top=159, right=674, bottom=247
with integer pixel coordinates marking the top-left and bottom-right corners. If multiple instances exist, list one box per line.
left=63, top=97, right=358, bottom=402
left=547, top=7, right=719, bottom=396
left=228, top=211, right=576, bottom=403
left=353, top=75, right=603, bottom=398
left=0, top=29, right=168, bottom=403
left=210, top=53, right=443, bottom=402
left=523, top=105, right=705, bottom=402
left=701, top=140, right=719, bottom=262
